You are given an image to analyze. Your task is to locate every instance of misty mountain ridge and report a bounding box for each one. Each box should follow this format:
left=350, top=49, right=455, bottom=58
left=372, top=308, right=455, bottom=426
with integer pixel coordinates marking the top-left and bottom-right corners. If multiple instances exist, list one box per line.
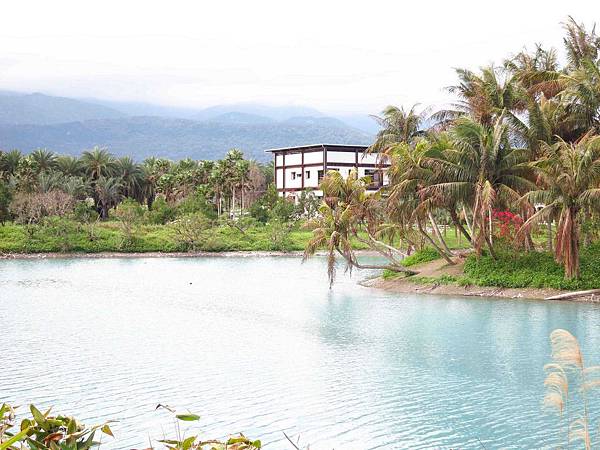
left=0, top=90, right=377, bottom=161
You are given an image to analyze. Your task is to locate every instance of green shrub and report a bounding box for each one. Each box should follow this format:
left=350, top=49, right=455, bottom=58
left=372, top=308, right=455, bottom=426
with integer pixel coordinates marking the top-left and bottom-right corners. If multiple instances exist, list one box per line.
left=146, top=197, right=176, bottom=225
left=402, top=248, right=440, bottom=267
left=463, top=249, right=600, bottom=290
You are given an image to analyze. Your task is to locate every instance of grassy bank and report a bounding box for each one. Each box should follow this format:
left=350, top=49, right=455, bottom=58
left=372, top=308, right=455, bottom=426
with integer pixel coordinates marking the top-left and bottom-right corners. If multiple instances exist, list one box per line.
left=0, top=220, right=371, bottom=254
left=381, top=246, right=600, bottom=291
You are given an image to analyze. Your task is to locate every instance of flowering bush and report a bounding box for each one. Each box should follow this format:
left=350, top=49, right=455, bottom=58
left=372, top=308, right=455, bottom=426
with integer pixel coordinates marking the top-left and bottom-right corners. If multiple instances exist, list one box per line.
left=493, top=210, right=525, bottom=248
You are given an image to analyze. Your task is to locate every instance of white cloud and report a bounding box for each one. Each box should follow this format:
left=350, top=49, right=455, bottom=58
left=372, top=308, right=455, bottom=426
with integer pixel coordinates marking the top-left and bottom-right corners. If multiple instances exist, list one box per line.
left=0, top=0, right=596, bottom=114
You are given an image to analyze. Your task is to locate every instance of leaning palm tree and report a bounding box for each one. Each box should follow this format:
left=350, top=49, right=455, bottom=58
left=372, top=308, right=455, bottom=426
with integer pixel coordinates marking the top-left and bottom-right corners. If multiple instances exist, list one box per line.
left=521, top=133, right=600, bottom=279
left=304, top=170, right=416, bottom=286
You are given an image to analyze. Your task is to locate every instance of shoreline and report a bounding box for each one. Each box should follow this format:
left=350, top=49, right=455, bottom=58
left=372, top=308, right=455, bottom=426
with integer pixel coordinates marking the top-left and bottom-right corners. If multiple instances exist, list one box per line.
left=362, top=273, right=600, bottom=303
left=0, top=249, right=383, bottom=260
left=0, top=250, right=308, bottom=259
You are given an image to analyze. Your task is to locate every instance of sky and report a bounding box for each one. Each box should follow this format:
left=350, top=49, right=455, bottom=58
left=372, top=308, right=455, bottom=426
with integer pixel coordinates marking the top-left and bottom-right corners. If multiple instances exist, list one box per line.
left=0, top=0, right=597, bottom=115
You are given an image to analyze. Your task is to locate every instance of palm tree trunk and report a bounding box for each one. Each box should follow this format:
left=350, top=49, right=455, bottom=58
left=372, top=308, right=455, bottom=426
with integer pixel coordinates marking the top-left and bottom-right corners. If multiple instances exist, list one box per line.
left=547, top=219, right=553, bottom=253
left=449, top=208, right=471, bottom=243
left=428, top=211, right=454, bottom=256
left=417, top=218, right=455, bottom=265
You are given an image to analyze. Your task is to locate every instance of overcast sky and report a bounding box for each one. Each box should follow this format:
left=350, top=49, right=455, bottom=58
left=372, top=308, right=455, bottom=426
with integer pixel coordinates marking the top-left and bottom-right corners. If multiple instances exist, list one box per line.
left=0, top=1, right=597, bottom=115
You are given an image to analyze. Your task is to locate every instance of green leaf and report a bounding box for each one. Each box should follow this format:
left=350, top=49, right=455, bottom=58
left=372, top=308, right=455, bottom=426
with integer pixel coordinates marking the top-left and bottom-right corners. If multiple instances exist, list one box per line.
left=0, top=427, right=31, bottom=450
left=30, top=405, right=49, bottom=431
left=175, top=414, right=200, bottom=422
left=182, top=435, right=196, bottom=450
left=252, top=440, right=262, bottom=448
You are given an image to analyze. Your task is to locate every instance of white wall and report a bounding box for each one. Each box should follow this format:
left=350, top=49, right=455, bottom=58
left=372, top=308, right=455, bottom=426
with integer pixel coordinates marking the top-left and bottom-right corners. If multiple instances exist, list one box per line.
left=304, top=151, right=323, bottom=164
left=327, top=151, right=356, bottom=164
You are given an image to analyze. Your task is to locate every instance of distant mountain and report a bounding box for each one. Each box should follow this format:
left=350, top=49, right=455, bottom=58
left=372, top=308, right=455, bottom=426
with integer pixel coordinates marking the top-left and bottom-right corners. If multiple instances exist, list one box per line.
left=191, top=103, right=325, bottom=122
left=0, top=115, right=373, bottom=161
left=81, top=98, right=380, bottom=133
left=0, top=91, right=126, bottom=125
left=205, top=112, right=276, bottom=125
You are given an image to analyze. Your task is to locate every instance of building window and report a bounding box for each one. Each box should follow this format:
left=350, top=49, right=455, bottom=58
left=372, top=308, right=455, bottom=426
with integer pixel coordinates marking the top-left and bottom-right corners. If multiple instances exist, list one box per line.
left=305, top=171, right=310, bottom=179
left=318, top=170, right=324, bottom=182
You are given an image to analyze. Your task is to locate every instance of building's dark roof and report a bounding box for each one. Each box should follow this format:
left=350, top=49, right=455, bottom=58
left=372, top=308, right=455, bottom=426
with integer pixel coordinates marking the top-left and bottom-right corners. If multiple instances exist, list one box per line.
left=264, top=143, right=369, bottom=153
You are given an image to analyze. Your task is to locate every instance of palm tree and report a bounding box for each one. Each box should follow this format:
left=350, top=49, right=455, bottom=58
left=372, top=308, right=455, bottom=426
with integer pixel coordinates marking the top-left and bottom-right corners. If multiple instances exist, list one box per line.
left=562, top=16, right=600, bottom=70
left=56, top=155, right=83, bottom=177
left=81, top=147, right=115, bottom=181
left=94, top=176, right=122, bottom=219
left=368, top=105, right=424, bottom=156
left=114, top=156, right=143, bottom=198
left=435, top=66, right=525, bottom=128
left=30, top=148, right=57, bottom=173
left=1, top=149, right=22, bottom=177
left=304, top=170, right=416, bottom=286
left=522, top=133, right=600, bottom=279
left=423, top=115, right=536, bottom=257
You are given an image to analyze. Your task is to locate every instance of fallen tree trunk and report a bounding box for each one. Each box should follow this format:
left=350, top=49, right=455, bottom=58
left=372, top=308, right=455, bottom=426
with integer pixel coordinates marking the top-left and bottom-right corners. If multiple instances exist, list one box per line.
left=545, top=289, right=600, bottom=301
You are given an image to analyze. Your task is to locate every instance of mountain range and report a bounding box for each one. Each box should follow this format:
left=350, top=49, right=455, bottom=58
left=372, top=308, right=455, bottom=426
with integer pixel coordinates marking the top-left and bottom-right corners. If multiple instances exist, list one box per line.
left=0, top=91, right=378, bottom=161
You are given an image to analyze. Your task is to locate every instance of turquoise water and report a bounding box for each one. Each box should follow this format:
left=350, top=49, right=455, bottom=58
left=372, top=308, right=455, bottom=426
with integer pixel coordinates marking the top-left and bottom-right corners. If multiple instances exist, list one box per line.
left=2, top=256, right=600, bottom=449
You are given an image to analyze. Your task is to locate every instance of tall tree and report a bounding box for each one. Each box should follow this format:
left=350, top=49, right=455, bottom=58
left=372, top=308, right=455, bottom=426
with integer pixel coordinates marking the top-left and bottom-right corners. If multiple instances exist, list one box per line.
left=522, top=133, right=600, bottom=279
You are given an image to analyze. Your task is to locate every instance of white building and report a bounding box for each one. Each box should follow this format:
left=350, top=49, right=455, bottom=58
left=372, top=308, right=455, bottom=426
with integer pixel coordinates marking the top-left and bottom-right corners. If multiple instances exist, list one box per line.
left=265, top=143, right=390, bottom=200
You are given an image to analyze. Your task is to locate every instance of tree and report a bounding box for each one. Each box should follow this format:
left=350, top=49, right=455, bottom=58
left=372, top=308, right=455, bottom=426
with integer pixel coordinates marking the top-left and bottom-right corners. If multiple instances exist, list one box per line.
left=30, top=148, right=57, bottom=173
left=94, top=176, right=122, bottom=219
left=0, top=180, right=12, bottom=224
left=114, top=156, right=143, bottom=199
left=304, top=170, right=416, bottom=286
left=81, top=147, right=115, bottom=181
left=423, top=115, right=536, bottom=258
left=522, top=133, right=600, bottom=279
left=368, top=105, right=424, bottom=156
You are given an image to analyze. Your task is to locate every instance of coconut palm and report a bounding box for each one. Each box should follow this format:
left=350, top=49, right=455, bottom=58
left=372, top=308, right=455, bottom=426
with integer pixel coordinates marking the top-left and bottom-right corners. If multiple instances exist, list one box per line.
left=368, top=105, right=424, bottom=156
left=521, top=133, right=600, bottom=279
left=304, top=170, right=416, bottom=286
left=423, top=115, right=536, bottom=257
left=435, top=66, right=526, bottom=128
left=562, top=16, right=600, bottom=70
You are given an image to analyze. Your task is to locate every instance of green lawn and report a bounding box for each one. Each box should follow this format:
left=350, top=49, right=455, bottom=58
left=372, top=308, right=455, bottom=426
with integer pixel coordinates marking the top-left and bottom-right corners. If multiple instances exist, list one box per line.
left=0, top=220, right=372, bottom=253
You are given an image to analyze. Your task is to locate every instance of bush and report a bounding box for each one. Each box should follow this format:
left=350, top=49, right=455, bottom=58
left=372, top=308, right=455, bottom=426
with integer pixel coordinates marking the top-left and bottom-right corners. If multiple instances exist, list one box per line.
left=114, top=199, right=145, bottom=249
left=176, top=191, right=217, bottom=219
left=170, top=213, right=215, bottom=251
left=147, top=197, right=176, bottom=225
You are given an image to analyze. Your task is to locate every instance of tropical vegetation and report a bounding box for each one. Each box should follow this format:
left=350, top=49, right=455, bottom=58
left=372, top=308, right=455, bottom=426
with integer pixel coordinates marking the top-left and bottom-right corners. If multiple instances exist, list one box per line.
left=304, top=17, right=600, bottom=286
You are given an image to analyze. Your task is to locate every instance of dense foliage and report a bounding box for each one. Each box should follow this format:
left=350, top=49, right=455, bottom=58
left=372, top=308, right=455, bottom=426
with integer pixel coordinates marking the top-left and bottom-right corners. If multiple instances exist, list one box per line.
left=304, top=17, right=600, bottom=285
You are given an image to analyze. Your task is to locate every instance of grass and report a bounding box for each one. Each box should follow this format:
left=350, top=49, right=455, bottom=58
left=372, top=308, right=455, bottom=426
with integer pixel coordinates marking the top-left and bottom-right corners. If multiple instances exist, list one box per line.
left=462, top=246, right=600, bottom=290
left=379, top=240, right=600, bottom=291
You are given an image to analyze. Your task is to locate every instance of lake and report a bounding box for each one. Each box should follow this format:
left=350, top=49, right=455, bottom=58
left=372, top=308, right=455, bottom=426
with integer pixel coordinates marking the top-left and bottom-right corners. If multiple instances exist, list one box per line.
left=2, top=256, right=600, bottom=449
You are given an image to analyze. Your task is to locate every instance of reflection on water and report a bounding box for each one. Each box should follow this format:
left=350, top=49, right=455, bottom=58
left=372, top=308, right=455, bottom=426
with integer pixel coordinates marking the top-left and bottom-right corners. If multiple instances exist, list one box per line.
left=1, top=256, right=600, bottom=449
